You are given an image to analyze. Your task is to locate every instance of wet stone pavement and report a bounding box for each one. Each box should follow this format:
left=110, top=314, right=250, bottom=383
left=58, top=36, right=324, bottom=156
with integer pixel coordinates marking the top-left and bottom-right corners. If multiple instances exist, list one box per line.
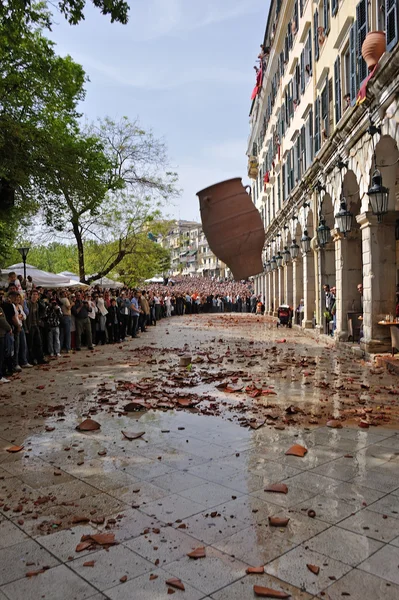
left=0, top=314, right=399, bottom=599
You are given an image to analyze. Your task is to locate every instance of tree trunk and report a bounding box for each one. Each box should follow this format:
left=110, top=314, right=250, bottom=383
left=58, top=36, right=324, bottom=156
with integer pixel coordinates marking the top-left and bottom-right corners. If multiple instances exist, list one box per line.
left=87, top=249, right=126, bottom=284
left=72, top=221, right=86, bottom=282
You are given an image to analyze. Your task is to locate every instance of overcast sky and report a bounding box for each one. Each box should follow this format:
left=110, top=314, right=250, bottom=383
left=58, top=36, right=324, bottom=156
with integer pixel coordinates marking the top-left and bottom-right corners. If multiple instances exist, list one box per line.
left=50, top=0, right=269, bottom=221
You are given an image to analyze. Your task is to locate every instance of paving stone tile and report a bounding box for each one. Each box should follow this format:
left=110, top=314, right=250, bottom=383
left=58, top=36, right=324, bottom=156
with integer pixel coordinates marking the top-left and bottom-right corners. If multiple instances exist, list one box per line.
left=212, top=495, right=282, bottom=525
left=0, top=519, right=28, bottom=548
left=125, top=525, right=202, bottom=566
left=0, top=564, right=97, bottom=600
left=125, top=460, right=176, bottom=481
left=306, top=526, right=383, bottom=567
left=350, top=469, right=399, bottom=493
left=282, top=471, right=338, bottom=494
left=390, top=535, right=399, bottom=547
left=316, top=568, right=399, bottom=600
left=251, top=482, right=318, bottom=508
left=139, top=493, right=206, bottom=522
left=338, top=508, right=399, bottom=542
left=210, top=573, right=313, bottom=600
left=97, top=509, right=162, bottom=543
left=37, top=525, right=102, bottom=562
left=149, top=470, right=208, bottom=493
left=186, top=462, right=241, bottom=483
left=278, top=445, right=343, bottom=470
left=292, top=494, right=358, bottom=524
left=322, top=481, right=386, bottom=509
left=69, top=544, right=153, bottom=591
left=214, top=512, right=327, bottom=566
left=0, top=539, right=59, bottom=585
left=373, top=434, right=399, bottom=450
left=311, top=456, right=370, bottom=481
left=105, top=567, right=205, bottom=600
left=137, top=447, right=209, bottom=470
left=265, top=545, right=351, bottom=595
left=175, top=508, right=249, bottom=545
left=178, top=482, right=242, bottom=508
left=39, top=479, right=102, bottom=504
left=80, top=471, right=139, bottom=491
left=358, top=544, right=399, bottom=584
left=165, top=546, right=247, bottom=596
left=107, top=481, right=170, bottom=506
left=67, top=492, right=127, bottom=516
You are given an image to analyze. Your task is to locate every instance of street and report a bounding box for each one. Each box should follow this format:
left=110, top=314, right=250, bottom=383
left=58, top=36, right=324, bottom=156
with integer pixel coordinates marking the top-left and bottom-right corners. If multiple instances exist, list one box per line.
left=0, top=314, right=399, bottom=599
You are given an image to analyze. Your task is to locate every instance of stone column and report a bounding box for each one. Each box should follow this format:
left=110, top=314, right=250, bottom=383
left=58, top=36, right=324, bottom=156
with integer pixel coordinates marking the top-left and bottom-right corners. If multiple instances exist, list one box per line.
left=302, top=252, right=316, bottom=328
left=267, top=272, right=272, bottom=314
left=293, top=257, right=304, bottom=325
left=277, top=267, right=283, bottom=309
left=284, top=263, right=293, bottom=307
left=272, top=270, right=277, bottom=315
left=333, top=228, right=363, bottom=341
left=356, top=211, right=397, bottom=353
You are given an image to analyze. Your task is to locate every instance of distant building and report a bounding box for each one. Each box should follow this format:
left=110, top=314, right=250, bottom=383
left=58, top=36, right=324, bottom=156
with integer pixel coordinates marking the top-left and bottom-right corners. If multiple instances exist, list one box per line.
left=160, top=220, right=229, bottom=278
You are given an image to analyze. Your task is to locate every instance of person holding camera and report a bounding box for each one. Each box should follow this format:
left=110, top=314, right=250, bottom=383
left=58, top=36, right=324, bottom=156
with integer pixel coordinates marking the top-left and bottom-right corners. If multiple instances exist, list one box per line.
left=71, top=291, right=94, bottom=351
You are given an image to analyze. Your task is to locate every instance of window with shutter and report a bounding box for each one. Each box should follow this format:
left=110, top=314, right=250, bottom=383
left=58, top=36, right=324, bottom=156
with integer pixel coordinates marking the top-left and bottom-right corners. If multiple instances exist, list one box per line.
left=294, top=0, right=299, bottom=32
left=287, top=153, right=291, bottom=194
left=349, top=23, right=357, bottom=103
left=300, top=0, right=304, bottom=18
left=290, top=148, right=295, bottom=190
left=280, top=51, right=285, bottom=76
left=300, top=50, right=305, bottom=94
left=314, top=10, right=319, bottom=61
left=332, top=0, right=338, bottom=16
left=294, top=138, right=299, bottom=184
left=334, top=56, right=342, bottom=124
left=288, top=21, right=293, bottom=49
left=314, top=97, right=321, bottom=155
left=300, top=126, right=306, bottom=175
left=386, top=0, right=399, bottom=51
left=321, top=82, right=329, bottom=140
left=282, top=164, right=286, bottom=202
left=307, top=29, right=313, bottom=75
left=309, top=107, right=313, bottom=162
left=324, top=0, right=330, bottom=34
left=356, top=0, right=368, bottom=83
left=277, top=174, right=281, bottom=210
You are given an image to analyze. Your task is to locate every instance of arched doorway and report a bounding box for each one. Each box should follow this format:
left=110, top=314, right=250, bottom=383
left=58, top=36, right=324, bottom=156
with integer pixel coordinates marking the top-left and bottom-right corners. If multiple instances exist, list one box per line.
left=318, top=193, right=336, bottom=334
left=358, top=134, right=399, bottom=352
left=335, top=170, right=363, bottom=340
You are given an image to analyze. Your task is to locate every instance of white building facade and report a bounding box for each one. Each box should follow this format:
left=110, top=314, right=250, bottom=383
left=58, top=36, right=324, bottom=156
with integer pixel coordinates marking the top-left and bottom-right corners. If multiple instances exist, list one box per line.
left=249, top=0, right=399, bottom=353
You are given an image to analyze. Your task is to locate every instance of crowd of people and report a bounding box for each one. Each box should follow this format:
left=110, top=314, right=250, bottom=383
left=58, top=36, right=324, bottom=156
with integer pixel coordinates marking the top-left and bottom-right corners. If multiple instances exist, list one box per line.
left=0, top=274, right=257, bottom=383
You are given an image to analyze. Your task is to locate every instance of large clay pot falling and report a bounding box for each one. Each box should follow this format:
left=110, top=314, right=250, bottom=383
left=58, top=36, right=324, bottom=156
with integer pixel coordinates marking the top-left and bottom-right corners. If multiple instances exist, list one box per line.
left=197, top=178, right=265, bottom=280
left=362, top=31, right=386, bottom=70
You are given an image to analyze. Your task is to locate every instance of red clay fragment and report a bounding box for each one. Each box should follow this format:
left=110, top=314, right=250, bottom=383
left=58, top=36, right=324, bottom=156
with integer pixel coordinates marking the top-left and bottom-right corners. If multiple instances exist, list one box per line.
left=254, top=585, right=291, bottom=598
left=119, top=576, right=128, bottom=583
left=71, top=516, right=90, bottom=524
left=268, top=517, right=290, bottom=527
left=25, top=570, right=45, bottom=577
left=166, top=578, right=185, bottom=591
left=83, top=533, right=116, bottom=546
left=75, top=541, right=92, bottom=552
left=264, top=483, right=288, bottom=494
left=326, top=420, right=342, bottom=429
left=121, top=431, right=145, bottom=440
left=246, top=566, right=265, bottom=574
left=6, top=445, right=24, bottom=453
left=76, top=419, right=101, bottom=432
left=285, top=444, right=307, bottom=457
left=187, top=547, right=206, bottom=559
left=307, top=564, right=320, bottom=575
left=83, top=561, right=95, bottom=567
left=359, top=420, right=369, bottom=428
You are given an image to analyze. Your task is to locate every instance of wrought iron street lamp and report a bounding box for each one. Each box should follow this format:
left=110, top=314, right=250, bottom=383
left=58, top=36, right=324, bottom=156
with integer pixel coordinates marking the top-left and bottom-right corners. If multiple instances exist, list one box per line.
left=276, top=251, right=283, bottom=268
left=265, top=261, right=271, bottom=272
left=17, top=246, right=30, bottom=284
left=270, top=256, right=277, bottom=270
left=300, top=230, right=311, bottom=253
left=282, top=246, right=291, bottom=264
left=367, top=169, right=389, bottom=222
left=317, top=217, right=331, bottom=248
left=290, top=239, right=300, bottom=260
left=335, top=199, right=353, bottom=236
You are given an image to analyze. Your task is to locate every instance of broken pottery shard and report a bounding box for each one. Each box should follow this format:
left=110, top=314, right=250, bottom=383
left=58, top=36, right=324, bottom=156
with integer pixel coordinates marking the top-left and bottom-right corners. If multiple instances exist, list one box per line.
left=83, top=561, right=95, bottom=567
left=268, top=517, right=290, bottom=527
left=254, top=585, right=291, bottom=598
left=75, top=541, right=92, bottom=552
left=177, top=398, right=198, bottom=407
left=76, top=419, right=101, bottom=432
left=124, top=401, right=149, bottom=412
left=249, top=419, right=265, bottom=430
left=71, top=516, right=90, bottom=524
left=264, top=483, right=288, bottom=494
left=187, top=547, right=206, bottom=559
left=26, top=570, right=45, bottom=577
left=82, top=533, right=117, bottom=546
left=285, top=444, right=307, bottom=457
left=359, top=420, right=369, bottom=428
left=121, top=431, right=145, bottom=440
left=119, top=576, right=128, bottom=583
left=6, top=445, right=24, bottom=453
left=179, top=356, right=191, bottom=367
left=306, top=564, right=320, bottom=575
left=246, top=566, right=265, bottom=574
left=326, top=420, right=342, bottom=429
left=165, top=578, right=185, bottom=591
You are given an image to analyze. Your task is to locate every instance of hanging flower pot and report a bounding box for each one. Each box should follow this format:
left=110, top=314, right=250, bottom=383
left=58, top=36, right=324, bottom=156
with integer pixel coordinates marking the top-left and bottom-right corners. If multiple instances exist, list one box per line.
left=362, top=31, right=386, bottom=70
left=197, top=178, right=265, bottom=280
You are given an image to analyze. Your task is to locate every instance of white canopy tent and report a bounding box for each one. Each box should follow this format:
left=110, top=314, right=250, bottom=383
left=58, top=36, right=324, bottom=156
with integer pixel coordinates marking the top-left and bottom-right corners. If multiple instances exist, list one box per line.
left=90, top=276, right=124, bottom=289
left=0, top=263, right=88, bottom=288
left=144, top=276, right=164, bottom=283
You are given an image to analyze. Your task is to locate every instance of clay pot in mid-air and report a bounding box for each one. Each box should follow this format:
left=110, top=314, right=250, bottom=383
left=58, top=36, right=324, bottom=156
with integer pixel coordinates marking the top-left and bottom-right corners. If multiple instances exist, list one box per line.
left=197, top=177, right=265, bottom=280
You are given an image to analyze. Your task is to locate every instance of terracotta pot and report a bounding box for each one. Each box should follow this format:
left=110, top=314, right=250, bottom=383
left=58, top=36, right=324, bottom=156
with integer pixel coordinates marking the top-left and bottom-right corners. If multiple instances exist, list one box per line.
left=197, top=178, right=265, bottom=280
left=362, top=31, right=386, bottom=70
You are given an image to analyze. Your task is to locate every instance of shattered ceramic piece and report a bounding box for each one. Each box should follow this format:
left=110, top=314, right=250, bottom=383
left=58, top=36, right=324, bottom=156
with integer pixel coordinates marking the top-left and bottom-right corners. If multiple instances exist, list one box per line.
left=268, top=517, right=290, bottom=527
left=6, top=445, right=24, bottom=453
left=76, top=419, right=101, bottom=432
left=187, top=547, right=206, bottom=559
left=165, top=578, right=185, bottom=591
left=246, top=566, right=265, bottom=574
left=285, top=444, right=307, bottom=457
left=254, top=585, right=291, bottom=598
left=306, top=564, right=320, bottom=575
left=326, top=420, right=343, bottom=429
left=264, top=483, right=288, bottom=494
left=121, top=431, right=145, bottom=440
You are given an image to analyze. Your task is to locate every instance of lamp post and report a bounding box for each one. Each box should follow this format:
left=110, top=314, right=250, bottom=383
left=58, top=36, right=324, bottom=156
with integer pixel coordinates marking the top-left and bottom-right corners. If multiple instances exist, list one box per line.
left=316, top=183, right=331, bottom=248
left=300, top=230, right=311, bottom=254
left=282, top=246, right=291, bottom=264
left=17, top=246, right=30, bottom=285
left=367, top=169, right=389, bottom=222
left=335, top=199, right=353, bottom=236
left=275, top=251, right=283, bottom=269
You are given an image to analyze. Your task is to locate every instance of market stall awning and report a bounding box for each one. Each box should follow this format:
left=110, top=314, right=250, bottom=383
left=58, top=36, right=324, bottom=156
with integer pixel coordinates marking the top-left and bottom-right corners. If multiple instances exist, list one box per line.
left=0, top=264, right=88, bottom=288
